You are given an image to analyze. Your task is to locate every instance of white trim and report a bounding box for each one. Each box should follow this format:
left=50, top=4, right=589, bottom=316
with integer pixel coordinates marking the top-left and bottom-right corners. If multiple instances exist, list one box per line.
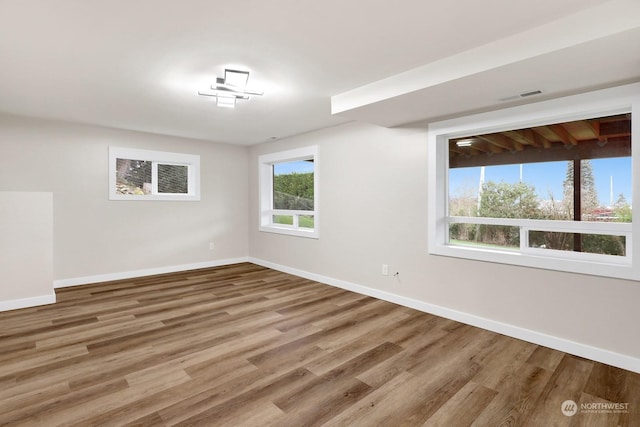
left=249, top=257, right=640, bottom=374
left=448, top=216, right=631, bottom=232
left=259, top=146, right=318, bottom=165
left=53, top=257, right=249, bottom=288
left=428, top=83, right=640, bottom=280
left=0, top=293, right=56, bottom=312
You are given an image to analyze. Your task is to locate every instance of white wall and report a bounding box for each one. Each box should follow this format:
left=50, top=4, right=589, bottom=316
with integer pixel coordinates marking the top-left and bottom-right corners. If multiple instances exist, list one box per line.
left=249, top=121, right=640, bottom=368
left=0, top=192, right=54, bottom=310
left=3, top=111, right=639, bottom=369
left=0, top=114, right=249, bottom=283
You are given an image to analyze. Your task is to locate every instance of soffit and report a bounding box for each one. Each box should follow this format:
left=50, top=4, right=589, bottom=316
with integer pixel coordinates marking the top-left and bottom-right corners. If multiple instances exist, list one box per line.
left=332, top=0, right=640, bottom=129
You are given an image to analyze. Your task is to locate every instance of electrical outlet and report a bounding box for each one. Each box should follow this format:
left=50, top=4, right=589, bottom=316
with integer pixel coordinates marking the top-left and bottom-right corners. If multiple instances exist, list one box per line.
left=382, top=264, right=388, bottom=276
left=209, top=242, right=215, bottom=250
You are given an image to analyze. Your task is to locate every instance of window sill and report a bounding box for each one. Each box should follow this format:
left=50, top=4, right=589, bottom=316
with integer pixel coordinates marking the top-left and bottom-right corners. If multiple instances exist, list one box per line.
left=259, top=224, right=319, bottom=239
left=430, top=243, right=636, bottom=280
left=109, top=194, right=200, bottom=201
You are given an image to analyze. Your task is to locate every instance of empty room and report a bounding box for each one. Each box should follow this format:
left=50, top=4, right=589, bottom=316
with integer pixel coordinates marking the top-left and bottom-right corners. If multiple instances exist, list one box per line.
left=1, top=0, right=640, bottom=425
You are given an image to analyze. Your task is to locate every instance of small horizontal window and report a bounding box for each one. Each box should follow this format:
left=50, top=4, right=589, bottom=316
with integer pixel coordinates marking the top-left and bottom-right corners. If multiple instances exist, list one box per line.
left=109, top=147, right=200, bottom=201
left=527, top=230, right=626, bottom=257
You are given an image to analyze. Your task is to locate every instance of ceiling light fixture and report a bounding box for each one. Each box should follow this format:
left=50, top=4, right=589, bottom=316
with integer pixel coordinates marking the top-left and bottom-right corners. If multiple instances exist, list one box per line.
left=456, top=139, right=474, bottom=147
left=198, top=68, right=263, bottom=108
left=216, top=95, right=237, bottom=109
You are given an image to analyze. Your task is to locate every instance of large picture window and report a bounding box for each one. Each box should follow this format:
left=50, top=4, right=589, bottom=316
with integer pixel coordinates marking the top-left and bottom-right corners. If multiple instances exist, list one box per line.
left=428, top=84, right=640, bottom=280
left=109, top=147, right=200, bottom=201
left=259, top=146, right=318, bottom=238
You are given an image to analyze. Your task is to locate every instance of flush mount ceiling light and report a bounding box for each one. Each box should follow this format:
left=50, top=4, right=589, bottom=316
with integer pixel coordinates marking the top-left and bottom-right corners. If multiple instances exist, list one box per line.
left=198, top=69, right=263, bottom=108
left=456, top=138, right=474, bottom=147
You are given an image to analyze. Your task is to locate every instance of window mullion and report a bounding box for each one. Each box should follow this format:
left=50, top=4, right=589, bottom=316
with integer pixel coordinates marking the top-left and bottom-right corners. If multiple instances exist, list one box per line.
left=520, top=226, right=528, bottom=252
left=151, top=162, right=158, bottom=195
left=573, top=158, right=582, bottom=252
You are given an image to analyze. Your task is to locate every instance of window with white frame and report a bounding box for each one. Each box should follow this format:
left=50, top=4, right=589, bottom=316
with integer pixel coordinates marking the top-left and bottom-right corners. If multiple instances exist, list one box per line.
left=259, top=146, right=318, bottom=238
left=428, top=83, right=640, bottom=280
left=109, top=147, right=200, bottom=201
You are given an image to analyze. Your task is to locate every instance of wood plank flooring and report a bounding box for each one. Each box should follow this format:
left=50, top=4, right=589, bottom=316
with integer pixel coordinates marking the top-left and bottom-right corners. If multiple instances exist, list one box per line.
left=0, top=262, right=639, bottom=426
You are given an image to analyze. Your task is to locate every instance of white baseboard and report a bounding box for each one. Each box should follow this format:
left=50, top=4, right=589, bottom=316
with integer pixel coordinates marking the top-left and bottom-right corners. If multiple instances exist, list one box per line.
left=0, top=293, right=56, bottom=312
left=53, top=257, right=250, bottom=288
left=249, top=257, right=640, bottom=374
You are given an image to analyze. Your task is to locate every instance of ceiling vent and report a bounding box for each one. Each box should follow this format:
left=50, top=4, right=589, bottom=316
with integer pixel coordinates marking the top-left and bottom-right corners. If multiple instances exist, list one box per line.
left=499, top=89, right=543, bottom=102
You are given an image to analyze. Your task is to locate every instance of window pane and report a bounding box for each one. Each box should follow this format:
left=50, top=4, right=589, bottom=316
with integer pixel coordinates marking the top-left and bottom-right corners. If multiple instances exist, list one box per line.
left=581, top=157, right=632, bottom=222
left=298, top=215, right=314, bottom=229
left=448, top=114, right=631, bottom=224
left=449, top=223, right=519, bottom=250
left=116, top=158, right=151, bottom=195
left=273, top=160, right=314, bottom=210
left=158, top=164, right=188, bottom=194
left=529, top=231, right=626, bottom=256
left=273, top=215, right=293, bottom=225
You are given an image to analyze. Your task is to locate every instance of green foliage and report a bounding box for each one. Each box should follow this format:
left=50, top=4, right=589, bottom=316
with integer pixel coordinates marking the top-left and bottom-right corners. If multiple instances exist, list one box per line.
left=528, top=231, right=625, bottom=255
left=273, top=215, right=315, bottom=228
left=449, top=222, right=477, bottom=242
left=528, top=231, right=570, bottom=251
left=478, top=181, right=541, bottom=219
left=273, top=172, right=314, bottom=210
left=449, top=161, right=630, bottom=255
left=582, top=234, right=626, bottom=256
left=613, top=193, right=632, bottom=222
left=449, top=181, right=541, bottom=247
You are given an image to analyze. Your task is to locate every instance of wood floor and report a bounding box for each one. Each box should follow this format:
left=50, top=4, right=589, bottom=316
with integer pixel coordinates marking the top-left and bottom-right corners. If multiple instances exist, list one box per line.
left=1, top=263, right=639, bottom=426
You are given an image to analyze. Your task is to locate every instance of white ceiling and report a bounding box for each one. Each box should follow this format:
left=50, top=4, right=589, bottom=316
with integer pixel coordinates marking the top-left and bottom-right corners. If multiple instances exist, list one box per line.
left=0, top=0, right=637, bottom=145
